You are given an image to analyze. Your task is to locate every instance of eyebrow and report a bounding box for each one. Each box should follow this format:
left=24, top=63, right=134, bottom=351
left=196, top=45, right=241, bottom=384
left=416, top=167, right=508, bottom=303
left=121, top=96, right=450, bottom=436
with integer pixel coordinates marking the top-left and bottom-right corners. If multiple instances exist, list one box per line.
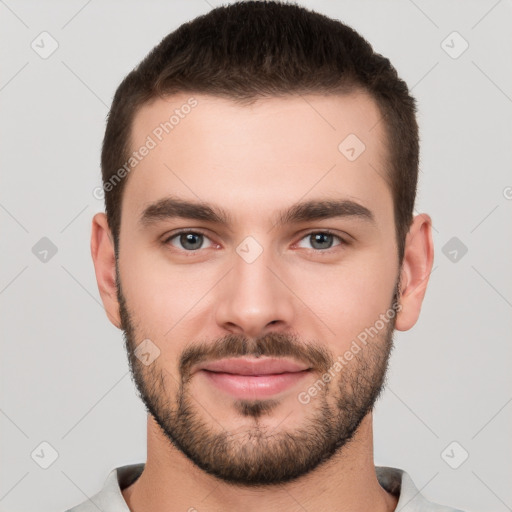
left=139, top=196, right=375, bottom=228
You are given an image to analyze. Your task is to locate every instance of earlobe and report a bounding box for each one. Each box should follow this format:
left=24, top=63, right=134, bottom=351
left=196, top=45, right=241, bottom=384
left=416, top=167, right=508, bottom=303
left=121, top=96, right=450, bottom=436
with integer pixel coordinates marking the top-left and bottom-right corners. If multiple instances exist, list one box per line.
left=90, top=212, right=122, bottom=329
left=394, top=213, right=435, bottom=332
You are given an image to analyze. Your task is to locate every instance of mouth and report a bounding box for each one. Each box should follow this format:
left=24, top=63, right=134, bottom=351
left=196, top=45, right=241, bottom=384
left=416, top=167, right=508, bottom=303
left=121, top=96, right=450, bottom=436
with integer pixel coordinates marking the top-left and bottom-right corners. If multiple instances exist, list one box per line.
left=196, top=357, right=312, bottom=399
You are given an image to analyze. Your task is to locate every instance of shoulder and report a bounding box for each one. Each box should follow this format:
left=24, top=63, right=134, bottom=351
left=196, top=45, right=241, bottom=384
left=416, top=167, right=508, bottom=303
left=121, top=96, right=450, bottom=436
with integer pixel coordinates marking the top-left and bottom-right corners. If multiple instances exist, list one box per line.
left=64, top=463, right=145, bottom=512
left=376, top=466, right=467, bottom=512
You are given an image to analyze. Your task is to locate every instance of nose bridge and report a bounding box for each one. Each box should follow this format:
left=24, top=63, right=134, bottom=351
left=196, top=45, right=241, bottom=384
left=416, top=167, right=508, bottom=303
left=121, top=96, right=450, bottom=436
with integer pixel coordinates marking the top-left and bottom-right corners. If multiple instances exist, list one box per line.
left=214, top=236, right=294, bottom=337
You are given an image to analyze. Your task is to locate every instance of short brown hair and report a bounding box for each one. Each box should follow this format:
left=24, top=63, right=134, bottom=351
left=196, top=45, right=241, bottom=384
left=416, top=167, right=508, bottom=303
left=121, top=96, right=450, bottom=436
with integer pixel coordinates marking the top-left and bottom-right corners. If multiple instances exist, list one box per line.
left=101, top=0, right=419, bottom=264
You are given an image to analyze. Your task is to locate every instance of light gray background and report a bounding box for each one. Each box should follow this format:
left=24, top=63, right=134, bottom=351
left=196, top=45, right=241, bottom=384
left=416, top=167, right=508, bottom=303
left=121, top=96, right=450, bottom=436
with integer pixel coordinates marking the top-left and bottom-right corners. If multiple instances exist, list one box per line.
left=1, top=1, right=511, bottom=511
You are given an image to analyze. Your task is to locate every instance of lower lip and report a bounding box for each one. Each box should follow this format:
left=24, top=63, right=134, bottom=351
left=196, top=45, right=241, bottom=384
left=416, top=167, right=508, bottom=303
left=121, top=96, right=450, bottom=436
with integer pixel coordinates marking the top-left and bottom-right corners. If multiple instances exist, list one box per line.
left=200, top=370, right=310, bottom=399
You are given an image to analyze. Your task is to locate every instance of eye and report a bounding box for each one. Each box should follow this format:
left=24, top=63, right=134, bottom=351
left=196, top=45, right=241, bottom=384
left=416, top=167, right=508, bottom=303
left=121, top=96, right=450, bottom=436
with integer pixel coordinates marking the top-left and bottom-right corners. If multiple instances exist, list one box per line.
left=164, top=230, right=214, bottom=251
left=296, top=231, right=345, bottom=251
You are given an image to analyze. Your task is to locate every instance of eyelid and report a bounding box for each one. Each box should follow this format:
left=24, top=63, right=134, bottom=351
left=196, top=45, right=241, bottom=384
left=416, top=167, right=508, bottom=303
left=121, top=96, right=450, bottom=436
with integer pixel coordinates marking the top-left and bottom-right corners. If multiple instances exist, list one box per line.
left=163, top=228, right=350, bottom=252
left=163, top=228, right=216, bottom=247
left=163, top=227, right=211, bottom=240
left=293, top=229, right=349, bottom=250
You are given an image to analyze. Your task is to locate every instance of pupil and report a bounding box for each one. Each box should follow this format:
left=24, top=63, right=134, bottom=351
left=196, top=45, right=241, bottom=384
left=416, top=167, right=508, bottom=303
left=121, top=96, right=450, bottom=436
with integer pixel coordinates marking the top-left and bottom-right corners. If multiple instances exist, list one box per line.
left=182, top=233, right=202, bottom=250
left=312, top=233, right=332, bottom=249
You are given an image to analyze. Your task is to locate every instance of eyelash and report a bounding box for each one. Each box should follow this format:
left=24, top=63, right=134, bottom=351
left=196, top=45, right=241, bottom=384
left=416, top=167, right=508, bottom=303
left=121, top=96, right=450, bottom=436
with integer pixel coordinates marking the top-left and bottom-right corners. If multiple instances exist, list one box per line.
left=162, top=229, right=349, bottom=254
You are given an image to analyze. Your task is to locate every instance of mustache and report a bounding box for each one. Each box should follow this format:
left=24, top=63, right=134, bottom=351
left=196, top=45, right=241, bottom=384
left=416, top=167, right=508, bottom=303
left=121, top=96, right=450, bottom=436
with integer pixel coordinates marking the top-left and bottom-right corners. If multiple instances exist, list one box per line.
left=179, top=331, right=334, bottom=380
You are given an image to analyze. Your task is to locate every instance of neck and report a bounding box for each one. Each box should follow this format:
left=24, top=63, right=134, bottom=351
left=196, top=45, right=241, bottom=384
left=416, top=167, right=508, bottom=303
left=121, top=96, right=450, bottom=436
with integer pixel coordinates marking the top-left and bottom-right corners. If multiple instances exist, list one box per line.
left=122, top=413, right=398, bottom=512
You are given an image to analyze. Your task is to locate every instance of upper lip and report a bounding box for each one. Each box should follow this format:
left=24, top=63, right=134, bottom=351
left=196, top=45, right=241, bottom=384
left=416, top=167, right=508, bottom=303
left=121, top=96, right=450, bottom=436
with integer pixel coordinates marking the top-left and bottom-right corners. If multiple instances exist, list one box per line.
left=198, top=357, right=311, bottom=376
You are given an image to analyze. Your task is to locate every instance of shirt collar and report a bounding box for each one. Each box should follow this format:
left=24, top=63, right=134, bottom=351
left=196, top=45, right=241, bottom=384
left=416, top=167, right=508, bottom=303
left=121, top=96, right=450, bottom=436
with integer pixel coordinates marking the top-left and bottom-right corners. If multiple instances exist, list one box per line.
left=87, top=463, right=451, bottom=512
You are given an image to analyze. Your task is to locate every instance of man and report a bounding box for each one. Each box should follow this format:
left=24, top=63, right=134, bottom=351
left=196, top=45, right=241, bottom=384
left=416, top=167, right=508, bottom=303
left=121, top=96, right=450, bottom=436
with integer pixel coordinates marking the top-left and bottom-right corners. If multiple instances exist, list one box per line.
left=68, top=1, right=463, bottom=511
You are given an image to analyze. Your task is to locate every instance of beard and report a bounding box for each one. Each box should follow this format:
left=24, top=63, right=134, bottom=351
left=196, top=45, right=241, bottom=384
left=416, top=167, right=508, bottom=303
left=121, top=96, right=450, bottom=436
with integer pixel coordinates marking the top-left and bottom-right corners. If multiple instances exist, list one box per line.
left=117, top=266, right=400, bottom=487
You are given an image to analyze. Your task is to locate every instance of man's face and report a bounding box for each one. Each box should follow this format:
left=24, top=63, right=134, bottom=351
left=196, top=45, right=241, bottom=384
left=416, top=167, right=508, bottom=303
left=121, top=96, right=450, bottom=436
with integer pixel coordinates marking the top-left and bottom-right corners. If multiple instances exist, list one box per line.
left=116, top=92, right=401, bottom=485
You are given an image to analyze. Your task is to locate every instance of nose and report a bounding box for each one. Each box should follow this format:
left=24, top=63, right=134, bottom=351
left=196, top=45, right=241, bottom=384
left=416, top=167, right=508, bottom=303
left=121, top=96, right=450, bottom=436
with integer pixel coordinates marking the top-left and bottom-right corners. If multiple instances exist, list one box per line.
left=214, top=242, right=295, bottom=339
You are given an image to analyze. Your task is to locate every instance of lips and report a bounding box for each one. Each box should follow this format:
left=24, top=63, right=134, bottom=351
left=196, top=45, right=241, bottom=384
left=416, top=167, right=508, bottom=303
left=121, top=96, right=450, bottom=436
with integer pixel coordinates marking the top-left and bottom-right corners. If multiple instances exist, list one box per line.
left=196, top=357, right=311, bottom=399
left=199, top=357, right=310, bottom=375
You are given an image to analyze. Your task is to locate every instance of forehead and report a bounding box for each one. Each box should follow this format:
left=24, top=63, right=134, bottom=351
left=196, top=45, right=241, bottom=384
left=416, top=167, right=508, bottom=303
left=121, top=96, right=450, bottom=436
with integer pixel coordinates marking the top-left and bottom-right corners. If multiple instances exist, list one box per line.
left=122, top=92, right=392, bottom=229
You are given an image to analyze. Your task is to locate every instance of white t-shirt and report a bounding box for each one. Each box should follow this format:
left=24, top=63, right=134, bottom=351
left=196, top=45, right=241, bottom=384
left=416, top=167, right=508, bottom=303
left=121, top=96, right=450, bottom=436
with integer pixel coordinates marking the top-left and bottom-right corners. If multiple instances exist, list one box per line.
left=65, top=463, right=464, bottom=511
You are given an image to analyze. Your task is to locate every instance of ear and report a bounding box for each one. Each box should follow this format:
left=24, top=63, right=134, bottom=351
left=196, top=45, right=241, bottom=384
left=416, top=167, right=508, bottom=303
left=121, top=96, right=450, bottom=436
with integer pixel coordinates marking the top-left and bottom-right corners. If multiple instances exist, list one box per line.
left=90, top=212, right=122, bottom=329
left=395, top=213, right=434, bottom=331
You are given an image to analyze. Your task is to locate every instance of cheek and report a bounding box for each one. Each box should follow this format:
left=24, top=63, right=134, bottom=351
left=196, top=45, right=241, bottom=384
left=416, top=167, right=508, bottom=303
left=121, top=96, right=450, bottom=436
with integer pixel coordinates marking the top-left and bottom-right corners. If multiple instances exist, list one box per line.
left=300, top=254, right=396, bottom=349
left=120, top=238, right=176, bottom=300
left=119, top=225, right=398, bottom=358
left=118, top=245, right=216, bottom=347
